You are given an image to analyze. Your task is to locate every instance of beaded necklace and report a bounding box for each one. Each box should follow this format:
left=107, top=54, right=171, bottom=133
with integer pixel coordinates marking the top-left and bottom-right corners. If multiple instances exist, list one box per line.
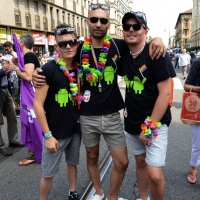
left=81, top=35, right=111, bottom=92
left=54, top=53, right=84, bottom=109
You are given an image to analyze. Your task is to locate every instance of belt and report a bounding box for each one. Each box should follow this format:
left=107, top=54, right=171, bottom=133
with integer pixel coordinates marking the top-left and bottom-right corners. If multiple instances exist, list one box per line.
left=1, top=86, right=8, bottom=89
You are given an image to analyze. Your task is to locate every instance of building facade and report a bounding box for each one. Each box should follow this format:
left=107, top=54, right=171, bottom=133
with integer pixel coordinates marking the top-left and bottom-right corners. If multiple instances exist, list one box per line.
left=174, top=9, right=192, bottom=49
left=191, top=0, right=200, bottom=48
left=0, top=0, right=132, bottom=55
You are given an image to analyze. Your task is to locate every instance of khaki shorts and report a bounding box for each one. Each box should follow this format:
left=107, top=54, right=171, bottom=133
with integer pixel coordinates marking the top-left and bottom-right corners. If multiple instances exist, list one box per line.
left=80, top=112, right=126, bottom=148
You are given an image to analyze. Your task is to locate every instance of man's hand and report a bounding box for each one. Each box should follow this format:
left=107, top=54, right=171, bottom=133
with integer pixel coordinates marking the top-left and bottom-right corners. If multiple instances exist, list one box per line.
left=32, top=67, right=46, bottom=88
left=11, top=56, right=18, bottom=65
left=149, top=37, right=166, bottom=60
left=139, top=132, right=152, bottom=146
left=9, top=62, right=18, bottom=71
left=46, top=136, right=58, bottom=152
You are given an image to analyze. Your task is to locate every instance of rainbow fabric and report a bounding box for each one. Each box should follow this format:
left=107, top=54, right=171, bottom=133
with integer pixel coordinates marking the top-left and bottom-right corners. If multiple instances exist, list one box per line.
left=139, top=64, right=147, bottom=73
left=112, top=54, right=118, bottom=62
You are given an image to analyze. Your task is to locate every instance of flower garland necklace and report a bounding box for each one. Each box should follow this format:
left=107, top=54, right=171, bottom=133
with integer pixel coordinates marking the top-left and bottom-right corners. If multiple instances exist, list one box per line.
left=54, top=52, right=84, bottom=109
left=81, top=35, right=111, bottom=92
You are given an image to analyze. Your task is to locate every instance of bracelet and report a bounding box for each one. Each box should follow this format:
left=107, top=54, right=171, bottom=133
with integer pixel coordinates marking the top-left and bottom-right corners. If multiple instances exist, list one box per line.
left=15, top=67, right=19, bottom=72
left=44, top=131, right=52, bottom=139
left=141, top=116, right=162, bottom=139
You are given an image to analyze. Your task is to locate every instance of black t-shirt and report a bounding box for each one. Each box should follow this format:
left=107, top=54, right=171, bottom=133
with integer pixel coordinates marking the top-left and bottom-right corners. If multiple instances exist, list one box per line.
left=185, top=57, right=200, bottom=86
left=24, top=52, right=40, bottom=69
left=77, top=38, right=129, bottom=115
left=41, top=60, right=80, bottom=139
left=120, top=43, right=175, bottom=135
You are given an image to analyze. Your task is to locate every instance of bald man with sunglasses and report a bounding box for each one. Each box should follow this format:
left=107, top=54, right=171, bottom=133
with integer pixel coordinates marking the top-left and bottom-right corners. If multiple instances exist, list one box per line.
left=32, top=4, right=166, bottom=200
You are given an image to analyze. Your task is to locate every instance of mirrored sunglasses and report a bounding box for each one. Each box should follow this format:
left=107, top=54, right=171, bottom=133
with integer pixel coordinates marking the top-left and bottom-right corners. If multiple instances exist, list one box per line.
left=55, top=27, right=76, bottom=35
left=123, top=23, right=144, bottom=32
left=90, top=3, right=110, bottom=11
left=89, top=17, right=109, bottom=25
left=57, top=39, right=77, bottom=49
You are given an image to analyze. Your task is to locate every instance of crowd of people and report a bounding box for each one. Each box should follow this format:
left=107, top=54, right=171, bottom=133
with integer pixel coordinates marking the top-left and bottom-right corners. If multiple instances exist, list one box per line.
left=0, top=3, right=199, bottom=200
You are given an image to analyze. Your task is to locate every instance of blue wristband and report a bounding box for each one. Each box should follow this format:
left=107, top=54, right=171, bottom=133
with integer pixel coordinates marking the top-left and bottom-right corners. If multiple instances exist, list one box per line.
left=44, top=131, right=52, bottom=139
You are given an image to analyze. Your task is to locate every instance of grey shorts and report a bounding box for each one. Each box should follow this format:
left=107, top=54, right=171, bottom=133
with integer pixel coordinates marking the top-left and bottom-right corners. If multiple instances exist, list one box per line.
left=80, top=112, right=126, bottom=148
left=42, top=133, right=81, bottom=177
left=125, top=124, right=168, bottom=167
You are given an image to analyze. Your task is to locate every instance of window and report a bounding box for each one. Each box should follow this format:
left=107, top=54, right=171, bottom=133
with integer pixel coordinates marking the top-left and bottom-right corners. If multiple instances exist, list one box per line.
left=34, top=1, right=38, bottom=13
left=62, top=11, right=65, bottom=23
left=68, top=13, right=71, bottom=25
left=50, top=7, right=53, bottom=18
left=25, top=0, right=29, bottom=10
left=57, top=9, right=59, bottom=21
left=72, top=15, right=75, bottom=26
left=42, top=4, right=46, bottom=15
left=14, top=0, right=19, bottom=8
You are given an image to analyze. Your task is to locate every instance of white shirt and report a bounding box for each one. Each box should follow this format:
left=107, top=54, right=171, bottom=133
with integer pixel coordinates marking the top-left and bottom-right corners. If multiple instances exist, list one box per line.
left=178, top=53, right=191, bottom=66
left=1, top=51, right=17, bottom=86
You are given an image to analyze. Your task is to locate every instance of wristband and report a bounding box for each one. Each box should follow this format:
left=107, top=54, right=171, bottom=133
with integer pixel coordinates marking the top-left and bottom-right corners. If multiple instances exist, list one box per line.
left=15, top=67, right=19, bottom=72
left=141, top=116, right=162, bottom=139
left=44, top=131, right=52, bottom=139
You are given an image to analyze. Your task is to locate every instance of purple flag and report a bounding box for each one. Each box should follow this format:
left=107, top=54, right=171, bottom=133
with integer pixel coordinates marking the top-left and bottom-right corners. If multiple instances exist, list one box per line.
left=12, top=33, right=43, bottom=163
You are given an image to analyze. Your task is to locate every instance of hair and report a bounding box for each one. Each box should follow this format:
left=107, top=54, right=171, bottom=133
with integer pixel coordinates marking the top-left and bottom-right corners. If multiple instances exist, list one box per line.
left=55, top=23, right=77, bottom=38
left=20, top=34, right=34, bottom=50
left=3, top=41, right=13, bottom=48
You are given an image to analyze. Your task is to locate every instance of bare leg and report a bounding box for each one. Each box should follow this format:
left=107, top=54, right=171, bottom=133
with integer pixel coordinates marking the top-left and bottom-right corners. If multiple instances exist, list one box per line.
left=86, top=144, right=103, bottom=196
left=135, top=153, right=149, bottom=200
left=67, top=163, right=77, bottom=192
left=147, top=165, right=165, bottom=200
left=107, top=147, right=128, bottom=200
left=40, top=176, right=53, bottom=200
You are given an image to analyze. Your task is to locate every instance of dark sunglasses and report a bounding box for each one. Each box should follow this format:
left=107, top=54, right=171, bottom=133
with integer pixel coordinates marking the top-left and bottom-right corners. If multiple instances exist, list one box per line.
left=57, top=39, right=77, bottom=49
left=89, top=17, right=109, bottom=25
left=123, top=23, right=144, bottom=32
left=90, top=3, right=110, bottom=11
left=55, top=27, right=76, bottom=35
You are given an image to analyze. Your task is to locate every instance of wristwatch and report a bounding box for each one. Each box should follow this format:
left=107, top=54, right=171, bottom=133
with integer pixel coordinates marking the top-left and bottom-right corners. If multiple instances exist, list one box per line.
left=15, top=67, right=19, bottom=71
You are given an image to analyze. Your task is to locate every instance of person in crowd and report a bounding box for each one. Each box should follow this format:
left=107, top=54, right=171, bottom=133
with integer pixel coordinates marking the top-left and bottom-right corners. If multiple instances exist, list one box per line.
left=3, top=41, right=20, bottom=117
left=174, top=50, right=181, bottom=68
left=179, top=48, right=191, bottom=79
left=34, top=24, right=81, bottom=200
left=196, top=49, right=200, bottom=58
left=9, top=34, right=42, bottom=165
left=184, top=57, right=200, bottom=184
left=40, top=55, right=47, bottom=66
left=189, top=51, right=196, bottom=65
left=0, top=59, right=24, bottom=156
left=31, top=4, right=166, bottom=200
left=119, top=11, right=175, bottom=200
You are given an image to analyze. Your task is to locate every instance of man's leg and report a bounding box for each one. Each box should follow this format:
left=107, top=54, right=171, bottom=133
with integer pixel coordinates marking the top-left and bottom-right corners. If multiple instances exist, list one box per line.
left=135, top=153, right=149, bottom=200
left=2, top=89, right=18, bottom=143
left=147, top=166, right=165, bottom=200
left=67, top=163, right=77, bottom=192
left=107, top=147, right=128, bottom=200
left=40, top=176, right=53, bottom=200
left=86, top=144, right=103, bottom=196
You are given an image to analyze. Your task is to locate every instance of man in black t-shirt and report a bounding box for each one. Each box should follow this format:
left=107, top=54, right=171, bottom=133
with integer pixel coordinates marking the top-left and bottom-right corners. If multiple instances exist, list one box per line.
left=120, top=12, right=175, bottom=200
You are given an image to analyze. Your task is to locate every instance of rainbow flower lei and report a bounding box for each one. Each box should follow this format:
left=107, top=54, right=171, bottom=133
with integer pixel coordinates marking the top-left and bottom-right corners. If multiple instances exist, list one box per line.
left=54, top=52, right=84, bottom=109
left=141, top=116, right=162, bottom=139
left=81, top=35, right=111, bottom=83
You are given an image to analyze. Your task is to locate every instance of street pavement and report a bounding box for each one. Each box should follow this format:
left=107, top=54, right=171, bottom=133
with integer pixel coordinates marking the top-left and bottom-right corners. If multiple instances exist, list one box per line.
left=0, top=64, right=200, bottom=200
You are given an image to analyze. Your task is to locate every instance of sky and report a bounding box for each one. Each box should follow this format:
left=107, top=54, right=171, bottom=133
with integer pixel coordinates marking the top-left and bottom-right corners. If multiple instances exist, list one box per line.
left=131, top=0, right=193, bottom=46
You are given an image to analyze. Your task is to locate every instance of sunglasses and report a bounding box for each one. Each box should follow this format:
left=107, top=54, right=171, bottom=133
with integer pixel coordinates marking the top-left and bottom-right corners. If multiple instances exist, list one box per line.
left=123, top=23, right=144, bottom=32
left=90, top=3, right=110, bottom=11
left=55, top=27, right=76, bottom=35
left=89, top=17, right=109, bottom=25
left=57, top=39, right=77, bottom=49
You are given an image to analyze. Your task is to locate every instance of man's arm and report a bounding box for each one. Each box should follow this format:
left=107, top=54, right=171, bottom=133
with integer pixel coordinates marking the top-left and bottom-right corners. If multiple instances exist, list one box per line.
left=149, top=37, right=166, bottom=60
left=139, top=78, right=171, bottom=146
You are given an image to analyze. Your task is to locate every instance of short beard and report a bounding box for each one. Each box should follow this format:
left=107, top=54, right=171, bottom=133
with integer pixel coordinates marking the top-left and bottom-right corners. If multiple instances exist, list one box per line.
left=90, top=29, right=107, bottom=39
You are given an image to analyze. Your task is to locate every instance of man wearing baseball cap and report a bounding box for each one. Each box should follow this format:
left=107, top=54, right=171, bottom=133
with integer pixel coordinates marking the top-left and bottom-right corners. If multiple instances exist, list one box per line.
left=119, top=11, right=176, bottom=200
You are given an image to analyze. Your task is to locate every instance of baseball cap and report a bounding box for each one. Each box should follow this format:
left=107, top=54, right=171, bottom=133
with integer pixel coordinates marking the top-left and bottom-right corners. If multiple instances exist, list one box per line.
left=122, top=11, right=148, bottom=29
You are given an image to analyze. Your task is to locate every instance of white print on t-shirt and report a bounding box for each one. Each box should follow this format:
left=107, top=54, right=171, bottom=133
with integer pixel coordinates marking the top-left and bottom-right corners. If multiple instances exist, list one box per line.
left=83, top=90, right=91, bottom=102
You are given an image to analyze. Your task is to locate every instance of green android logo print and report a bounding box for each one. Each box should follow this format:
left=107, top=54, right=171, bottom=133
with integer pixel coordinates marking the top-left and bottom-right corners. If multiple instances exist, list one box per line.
left=104, top=66, right=116, bottom=85
left=55, top=88, right=69, bottom=107
left=124, top=75, right=133, bottom=91
left=133, top=76, right=146, bottom=94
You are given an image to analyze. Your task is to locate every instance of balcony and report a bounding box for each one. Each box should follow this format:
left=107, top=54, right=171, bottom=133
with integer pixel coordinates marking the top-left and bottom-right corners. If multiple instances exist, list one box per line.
left=35, top=14, right=40, bottom=29
left=183, top=26, right=189, bottom=30
left=43, top=16, right=48, bottom=30
left=51, top=19, right=55, bottom=31
left=25, top=12, right=31, bottom=28
left=14, top=9, right=22, bottom=26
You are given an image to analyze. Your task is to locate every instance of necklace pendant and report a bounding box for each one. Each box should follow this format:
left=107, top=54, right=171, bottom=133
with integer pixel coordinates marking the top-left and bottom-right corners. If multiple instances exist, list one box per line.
left=98, top=83, right=102, bottom=92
